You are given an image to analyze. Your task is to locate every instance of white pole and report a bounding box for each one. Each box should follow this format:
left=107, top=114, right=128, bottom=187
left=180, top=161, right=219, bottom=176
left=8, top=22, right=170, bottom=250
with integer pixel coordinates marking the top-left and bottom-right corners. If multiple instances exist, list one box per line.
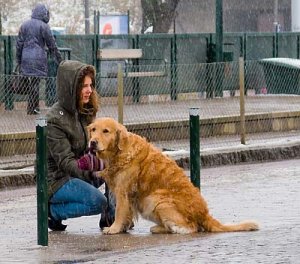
left=273, top=0, right=280, bottom=32
left=292, top=0, right=300, bottom=32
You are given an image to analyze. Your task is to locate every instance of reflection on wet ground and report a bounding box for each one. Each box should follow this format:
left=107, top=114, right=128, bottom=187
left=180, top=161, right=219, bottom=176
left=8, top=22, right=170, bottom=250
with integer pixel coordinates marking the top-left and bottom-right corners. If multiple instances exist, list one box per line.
left=1, top=159, right=300, bottom=263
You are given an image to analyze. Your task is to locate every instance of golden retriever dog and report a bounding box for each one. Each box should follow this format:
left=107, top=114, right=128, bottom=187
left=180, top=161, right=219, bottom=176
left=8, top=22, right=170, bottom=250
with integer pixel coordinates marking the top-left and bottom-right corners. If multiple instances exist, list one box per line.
left=88, top=117, right=259, bottom=235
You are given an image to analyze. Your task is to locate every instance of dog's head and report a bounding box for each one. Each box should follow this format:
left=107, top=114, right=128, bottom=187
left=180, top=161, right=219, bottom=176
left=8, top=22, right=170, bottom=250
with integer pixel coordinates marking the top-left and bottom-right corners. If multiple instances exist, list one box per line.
left=87, top=118, right=128, bottom=159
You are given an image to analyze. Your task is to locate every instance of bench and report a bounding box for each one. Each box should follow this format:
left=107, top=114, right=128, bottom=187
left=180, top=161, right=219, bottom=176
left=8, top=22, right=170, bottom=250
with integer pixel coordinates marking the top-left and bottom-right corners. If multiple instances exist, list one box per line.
left=97, top=48, right=167, bottom=78
left=97, top=49, right=143, bottom=60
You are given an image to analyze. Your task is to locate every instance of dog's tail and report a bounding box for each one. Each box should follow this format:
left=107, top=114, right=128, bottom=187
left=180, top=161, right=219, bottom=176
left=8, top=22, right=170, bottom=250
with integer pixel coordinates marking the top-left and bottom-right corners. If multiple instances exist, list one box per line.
left=201, top=214, right=259, bottom=232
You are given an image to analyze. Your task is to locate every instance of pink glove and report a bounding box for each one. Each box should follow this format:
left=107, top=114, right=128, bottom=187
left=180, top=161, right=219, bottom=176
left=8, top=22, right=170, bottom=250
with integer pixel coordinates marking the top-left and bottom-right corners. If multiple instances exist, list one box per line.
left=77, top=153, right=105, bottom=171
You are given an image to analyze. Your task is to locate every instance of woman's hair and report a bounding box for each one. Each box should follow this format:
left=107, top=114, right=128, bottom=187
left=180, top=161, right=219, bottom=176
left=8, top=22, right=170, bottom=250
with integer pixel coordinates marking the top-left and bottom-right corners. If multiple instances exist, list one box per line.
left=76, top=65, right=100, bottom=120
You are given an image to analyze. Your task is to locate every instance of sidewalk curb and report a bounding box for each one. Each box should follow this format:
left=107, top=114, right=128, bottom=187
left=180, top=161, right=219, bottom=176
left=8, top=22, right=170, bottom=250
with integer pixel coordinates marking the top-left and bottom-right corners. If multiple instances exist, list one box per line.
left=172, top=142, right=300, bottom=168
left=1, top=142, right=300, bottom=189
left=0, top=173, right=35, bottom=189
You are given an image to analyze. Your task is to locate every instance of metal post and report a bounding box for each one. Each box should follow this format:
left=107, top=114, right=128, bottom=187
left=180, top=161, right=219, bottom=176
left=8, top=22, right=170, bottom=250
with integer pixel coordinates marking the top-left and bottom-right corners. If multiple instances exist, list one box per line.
left=36, top=117, right=48, bottom=246
left=274, top=30, right=279, bottom=58
left=127, top=10, right=130, bottom=34
left=132, top=35, right=140, bottom=103
left=96, top=10, right=100, bottom=34
left=297, top=35, right=300, bottom=59
left=5, top=36, right=14, bottom=110
left=117, top=64, right=124, bottom=124
left=274, top=0, right=279, bottom=33
left=215, top=0, right=224, bottom=97
left=273, top=0, right=279, bottom=59
left=189, top=108, right=200, bottom=190
left=215, top=0, right=223, bottom=63
left=93, top=10, right=97, bottom=34
left=239, top=57, right=246, bottom=145
left=171, top=34, right=177, bottom=100
left=96, top=10, right=101, bottom=80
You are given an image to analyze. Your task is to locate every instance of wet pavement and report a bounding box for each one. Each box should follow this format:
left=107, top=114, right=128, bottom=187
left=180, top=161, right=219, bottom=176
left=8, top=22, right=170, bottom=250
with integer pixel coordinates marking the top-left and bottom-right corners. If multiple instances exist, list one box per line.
left=1, top=94, right=300, bottom=263
left=2, top=95, right=300, bottom=133
left=1, top=159, right=299, bottom=263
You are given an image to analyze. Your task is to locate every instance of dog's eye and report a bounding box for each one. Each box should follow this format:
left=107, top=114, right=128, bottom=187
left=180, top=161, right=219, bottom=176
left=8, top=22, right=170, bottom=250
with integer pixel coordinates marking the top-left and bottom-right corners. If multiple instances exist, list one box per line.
left=91, top=127, right=96, bottom=132
left=103, top=129, right=109, bottom=133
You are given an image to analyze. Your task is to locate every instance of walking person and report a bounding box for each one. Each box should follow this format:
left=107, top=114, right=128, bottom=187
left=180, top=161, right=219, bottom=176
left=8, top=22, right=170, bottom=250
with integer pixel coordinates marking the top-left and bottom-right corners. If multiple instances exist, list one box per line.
left=46, top=60, right=115, bottom=231
left=16, top=3, right=62, bottom=115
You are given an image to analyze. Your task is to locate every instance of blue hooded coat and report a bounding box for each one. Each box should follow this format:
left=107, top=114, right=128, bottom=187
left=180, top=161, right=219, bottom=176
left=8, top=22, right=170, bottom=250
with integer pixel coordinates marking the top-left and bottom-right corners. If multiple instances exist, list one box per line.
left=16, top=3, right=62, bottom=77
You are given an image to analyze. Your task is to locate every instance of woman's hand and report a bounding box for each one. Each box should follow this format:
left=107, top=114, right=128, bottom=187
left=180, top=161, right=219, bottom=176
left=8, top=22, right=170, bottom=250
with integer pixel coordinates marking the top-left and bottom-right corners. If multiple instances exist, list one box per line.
left=77, top=153, right=105, bottom=171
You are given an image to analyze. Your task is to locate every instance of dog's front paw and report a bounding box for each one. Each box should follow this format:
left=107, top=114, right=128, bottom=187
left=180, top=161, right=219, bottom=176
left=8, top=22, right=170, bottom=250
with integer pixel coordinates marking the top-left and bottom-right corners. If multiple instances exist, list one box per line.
left=102, top=224, right=125, bottom=235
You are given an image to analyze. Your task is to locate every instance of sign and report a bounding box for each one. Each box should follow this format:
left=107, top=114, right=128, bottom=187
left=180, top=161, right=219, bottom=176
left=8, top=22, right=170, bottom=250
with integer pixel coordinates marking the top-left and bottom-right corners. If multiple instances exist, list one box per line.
left=100, top=15, right=129, bottom=35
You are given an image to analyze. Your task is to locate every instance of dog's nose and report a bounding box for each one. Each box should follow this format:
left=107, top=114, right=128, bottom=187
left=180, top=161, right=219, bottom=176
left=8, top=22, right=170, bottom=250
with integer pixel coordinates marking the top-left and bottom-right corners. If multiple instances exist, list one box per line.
left=89, top=139, right=98, bottom=150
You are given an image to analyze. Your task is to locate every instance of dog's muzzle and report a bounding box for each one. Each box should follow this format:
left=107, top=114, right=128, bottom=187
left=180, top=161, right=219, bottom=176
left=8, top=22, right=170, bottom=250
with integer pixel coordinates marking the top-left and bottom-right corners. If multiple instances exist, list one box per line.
left=89, top=139, right=98, bottom=151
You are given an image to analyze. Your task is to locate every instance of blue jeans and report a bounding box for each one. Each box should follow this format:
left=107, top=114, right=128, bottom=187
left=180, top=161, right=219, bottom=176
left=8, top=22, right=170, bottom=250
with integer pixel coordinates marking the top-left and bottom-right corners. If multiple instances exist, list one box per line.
left=49, top=178, right=108, bottom=221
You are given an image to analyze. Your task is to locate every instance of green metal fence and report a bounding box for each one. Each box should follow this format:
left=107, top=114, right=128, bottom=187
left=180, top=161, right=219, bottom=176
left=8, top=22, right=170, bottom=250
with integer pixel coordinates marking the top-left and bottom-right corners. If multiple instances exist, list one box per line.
left=2, top=59, right=300, bottom=111
left=1, top=31, right=300, bottom=102
left=2, top=59, right=300, bottom=174
left=2, top=31, right=300, bottom=165
left=2, top=32, right=300, bottom=75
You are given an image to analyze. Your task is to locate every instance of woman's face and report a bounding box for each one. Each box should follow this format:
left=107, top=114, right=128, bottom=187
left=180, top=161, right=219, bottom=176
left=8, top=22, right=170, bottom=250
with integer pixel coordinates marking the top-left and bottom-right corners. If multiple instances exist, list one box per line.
left=80, top=75, right=93, bottom=104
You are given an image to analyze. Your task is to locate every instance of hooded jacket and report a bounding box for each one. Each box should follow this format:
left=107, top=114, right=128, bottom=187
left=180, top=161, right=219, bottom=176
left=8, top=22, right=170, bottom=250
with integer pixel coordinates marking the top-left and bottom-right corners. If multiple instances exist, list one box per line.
left=46, top=60, right=97, bottom=197
left=16, top=3, right=62, bottom=77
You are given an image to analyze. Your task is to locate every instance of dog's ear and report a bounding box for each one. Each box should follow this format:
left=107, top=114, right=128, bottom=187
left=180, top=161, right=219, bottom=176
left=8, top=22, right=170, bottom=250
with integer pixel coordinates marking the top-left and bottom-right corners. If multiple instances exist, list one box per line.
left=116, top=126, right=128, bottom=151
left=86, top=124, right=92, bottom=140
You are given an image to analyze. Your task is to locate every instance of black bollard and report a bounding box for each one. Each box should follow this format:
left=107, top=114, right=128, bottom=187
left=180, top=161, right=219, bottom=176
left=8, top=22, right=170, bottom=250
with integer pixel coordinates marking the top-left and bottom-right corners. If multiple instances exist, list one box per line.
left=36, top=117, right=48, bottom=246
left=189, top=108, right=200, bottom=190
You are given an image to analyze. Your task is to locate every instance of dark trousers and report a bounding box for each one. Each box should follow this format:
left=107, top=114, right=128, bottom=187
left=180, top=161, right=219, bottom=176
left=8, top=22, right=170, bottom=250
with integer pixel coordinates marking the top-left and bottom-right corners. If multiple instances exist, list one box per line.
left=26, top=77, right=40, bottom=114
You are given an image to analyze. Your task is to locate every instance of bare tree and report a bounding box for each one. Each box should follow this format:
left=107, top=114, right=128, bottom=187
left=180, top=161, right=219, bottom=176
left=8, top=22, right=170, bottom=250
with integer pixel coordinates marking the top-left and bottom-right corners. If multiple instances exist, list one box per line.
left=0, top=9, right=2, bottom=35
left=141, top=0, right=180, bottom=33
left=0, top=0, right=29, bottom=34
left=0, top=0, right=11, bottom=35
